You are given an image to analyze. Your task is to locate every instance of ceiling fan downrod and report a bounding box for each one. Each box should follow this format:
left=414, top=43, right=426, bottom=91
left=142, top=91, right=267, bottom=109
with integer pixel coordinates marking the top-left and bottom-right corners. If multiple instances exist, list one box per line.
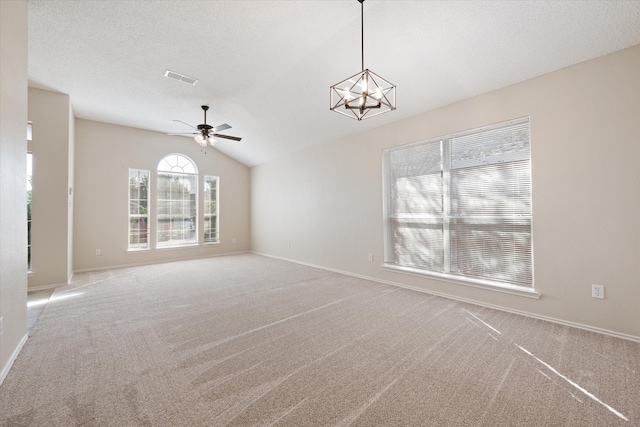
left=198, top=105, right=212, bottom=133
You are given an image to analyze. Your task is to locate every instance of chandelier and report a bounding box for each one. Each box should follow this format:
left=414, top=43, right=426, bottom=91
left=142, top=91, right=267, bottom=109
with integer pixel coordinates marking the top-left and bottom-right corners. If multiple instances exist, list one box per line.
left=330, top=0, right=396, bottom=121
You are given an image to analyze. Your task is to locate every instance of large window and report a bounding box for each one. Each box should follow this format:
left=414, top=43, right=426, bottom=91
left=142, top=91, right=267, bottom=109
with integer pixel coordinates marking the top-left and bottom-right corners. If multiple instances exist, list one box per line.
left=204, top=175, right=219, bottom=244
left=383, top=118, right=533, bottom=291
left=157, top=154, right=198, bottom=248
left=128, top=169, right=149, bottom=250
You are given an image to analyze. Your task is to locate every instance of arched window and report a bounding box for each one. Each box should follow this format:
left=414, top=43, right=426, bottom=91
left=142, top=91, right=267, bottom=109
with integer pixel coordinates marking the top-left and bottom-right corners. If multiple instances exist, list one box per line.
left=157, top=154, right=198, bottom=247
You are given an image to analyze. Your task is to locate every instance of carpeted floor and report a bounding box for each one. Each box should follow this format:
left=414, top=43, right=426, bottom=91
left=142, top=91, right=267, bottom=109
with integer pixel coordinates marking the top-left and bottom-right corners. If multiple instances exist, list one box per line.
left=1, top=254, right=638, bottom=426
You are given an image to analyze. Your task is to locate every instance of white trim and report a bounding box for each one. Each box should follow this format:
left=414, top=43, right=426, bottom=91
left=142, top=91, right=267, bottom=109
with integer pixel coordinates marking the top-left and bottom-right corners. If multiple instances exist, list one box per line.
left=381, top=263, right=540, bottom=299
left=154, top=243, right=199, bottom=251
left=252, top=251, right=640, bottom=344
left=126, top=248, right=151, bottom=253
left=28, top=280, right=73, bottom=292
left=72, top=250, right=250, bottom=274
left=28, top=270, right=73, bottom=291
left=0, top=333, right=28, bottom=386
left=28, top=282, right=65, bottom=292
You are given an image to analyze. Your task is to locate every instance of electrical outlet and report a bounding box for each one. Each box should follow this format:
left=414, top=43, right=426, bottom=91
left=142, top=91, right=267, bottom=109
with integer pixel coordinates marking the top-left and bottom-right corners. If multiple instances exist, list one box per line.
left=95, top=249, right=101, bottom=256
left=592, top=284, right=604, bottom=299
left=368, top=253, right=373, bottom=262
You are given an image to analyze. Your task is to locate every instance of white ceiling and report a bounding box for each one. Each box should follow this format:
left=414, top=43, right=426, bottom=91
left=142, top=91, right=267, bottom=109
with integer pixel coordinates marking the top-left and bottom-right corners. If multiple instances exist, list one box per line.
left=28, top=0, right=640, bottom=167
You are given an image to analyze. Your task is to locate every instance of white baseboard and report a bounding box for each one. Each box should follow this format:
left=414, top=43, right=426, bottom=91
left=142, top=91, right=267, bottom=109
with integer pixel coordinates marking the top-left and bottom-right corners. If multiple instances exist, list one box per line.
left=252, top=251, right=640, bottom=344
left=28, top=283, right=62, bottom=293
left=0, top=333, right=28, bottom=387
left=72, top=250, right=250, bottom=274
left=28, top=273, right=75, bottom=293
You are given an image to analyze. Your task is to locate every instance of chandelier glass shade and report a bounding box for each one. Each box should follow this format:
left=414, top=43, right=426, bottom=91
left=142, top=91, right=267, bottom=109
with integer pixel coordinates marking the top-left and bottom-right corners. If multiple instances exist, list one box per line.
left=330, top=0, right=395, bottom=121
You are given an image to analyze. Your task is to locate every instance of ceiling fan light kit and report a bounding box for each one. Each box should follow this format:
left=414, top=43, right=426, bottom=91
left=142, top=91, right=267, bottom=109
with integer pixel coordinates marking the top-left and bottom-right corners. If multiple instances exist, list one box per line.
left=330, top=0, right=396, bottom=121
left=168, top=105, right=241, bottom=150
left=194, top=133, right=209, bottom=147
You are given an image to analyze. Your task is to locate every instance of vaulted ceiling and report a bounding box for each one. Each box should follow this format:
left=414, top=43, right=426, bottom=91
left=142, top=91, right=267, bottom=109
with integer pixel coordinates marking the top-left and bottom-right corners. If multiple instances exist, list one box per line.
left=28, top=0, right=640, bottom=167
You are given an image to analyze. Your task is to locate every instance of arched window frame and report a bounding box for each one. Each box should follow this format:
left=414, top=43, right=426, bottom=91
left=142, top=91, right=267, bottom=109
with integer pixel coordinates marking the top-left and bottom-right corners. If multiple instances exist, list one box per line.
left=156, top=154, right=198, bottom=248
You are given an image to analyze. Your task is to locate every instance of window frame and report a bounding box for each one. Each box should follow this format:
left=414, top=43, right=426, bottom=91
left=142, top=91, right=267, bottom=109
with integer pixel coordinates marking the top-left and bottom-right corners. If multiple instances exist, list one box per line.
left=156, top=154, right=198, bottom=249
left=382, top=117, right=538, bottom=298
left=128, top=168, right=150, bottom=251
left=203, top=175, right=219, bottom=244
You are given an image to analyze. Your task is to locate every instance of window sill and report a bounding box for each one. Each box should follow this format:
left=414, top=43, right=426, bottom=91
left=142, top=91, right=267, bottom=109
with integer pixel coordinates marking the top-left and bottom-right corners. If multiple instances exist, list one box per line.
left=126, top=248, right=150, bottom=253
left=381, top=263, right=540, bottom=299
left=155, top=243, right=199, bottom=251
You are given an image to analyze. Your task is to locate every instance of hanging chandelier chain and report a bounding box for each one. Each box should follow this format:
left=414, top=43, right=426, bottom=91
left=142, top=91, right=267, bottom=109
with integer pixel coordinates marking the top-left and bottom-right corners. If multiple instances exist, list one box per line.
left=360, top=0, right=364, bottom=71
left=329, top=0, right=395, bottom=121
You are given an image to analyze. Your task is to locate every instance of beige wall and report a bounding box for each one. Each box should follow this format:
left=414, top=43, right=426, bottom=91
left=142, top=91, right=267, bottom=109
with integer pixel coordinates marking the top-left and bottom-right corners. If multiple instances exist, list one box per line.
left=27, top=87, right=73, bottom=290
left=73, top=119, right=251, bottom=271
left=252, top=45, right=640, bottom=340
left=0, top=0, right=28, bottom=382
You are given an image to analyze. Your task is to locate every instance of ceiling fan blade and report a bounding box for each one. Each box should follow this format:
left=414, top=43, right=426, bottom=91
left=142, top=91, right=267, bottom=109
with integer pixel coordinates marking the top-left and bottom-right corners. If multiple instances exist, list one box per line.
left=166, top=132, right=197, bottom=136
left=173, top=119, right=198, bottom=130
left=211, top=123, right=231, bottom=133
left=212, top=133, right=242, bottom=141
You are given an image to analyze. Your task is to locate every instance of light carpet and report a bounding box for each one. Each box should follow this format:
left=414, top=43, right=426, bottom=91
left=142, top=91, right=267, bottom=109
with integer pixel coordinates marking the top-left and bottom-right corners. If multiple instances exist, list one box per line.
left=1, top=254, right=638, bottom=426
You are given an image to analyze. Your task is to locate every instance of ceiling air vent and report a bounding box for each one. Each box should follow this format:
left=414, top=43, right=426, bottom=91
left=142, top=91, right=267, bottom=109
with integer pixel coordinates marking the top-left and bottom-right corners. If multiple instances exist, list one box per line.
left=164, top=69, right=198, bottom=85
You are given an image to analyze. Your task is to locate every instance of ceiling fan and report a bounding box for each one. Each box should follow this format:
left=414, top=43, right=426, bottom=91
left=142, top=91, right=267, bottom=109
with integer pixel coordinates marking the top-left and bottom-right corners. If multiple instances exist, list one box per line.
left=168, top=105, right=242, bottom=147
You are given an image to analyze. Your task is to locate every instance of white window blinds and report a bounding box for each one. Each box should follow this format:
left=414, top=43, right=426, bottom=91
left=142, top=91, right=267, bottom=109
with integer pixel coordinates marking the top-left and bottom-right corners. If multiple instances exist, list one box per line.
left=383, top=118, right=533, bottom=288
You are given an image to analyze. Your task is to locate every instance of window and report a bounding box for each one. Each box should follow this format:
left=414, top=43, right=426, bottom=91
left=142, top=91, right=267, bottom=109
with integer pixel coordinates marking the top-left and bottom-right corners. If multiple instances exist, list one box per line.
left=157, top=154, right=197, bottom=248
left=204, top=175, right=219, bottom=243
left=27, top=152, right=32, bottom=271
left=383, top=118, right=533, bottom=291
left=128, top=169, right=149, bottom=250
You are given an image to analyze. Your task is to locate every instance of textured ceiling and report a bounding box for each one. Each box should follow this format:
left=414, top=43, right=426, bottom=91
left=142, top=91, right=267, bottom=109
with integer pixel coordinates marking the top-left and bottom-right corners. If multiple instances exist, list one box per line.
left=28, top=0, right=640, bottom=167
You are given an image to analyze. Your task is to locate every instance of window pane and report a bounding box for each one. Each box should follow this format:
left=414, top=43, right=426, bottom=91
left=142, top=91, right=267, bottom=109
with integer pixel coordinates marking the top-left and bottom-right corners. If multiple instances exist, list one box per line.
left=450, top=121, right=530, bottom=169
left=204, top=176, right=218, bottom=243
left=450, top=160, right=531, bottom=216
left=389, top=140, right=441, bottom=179
left=391, top=219, right=444, bottom=271
left=128, top=169, right=149, bottom=250
left=383, top=118, right=533, bottom=289
left=129, top=217, right=149, bottom=249
left=393, top=174, right=443, bottom=215
left=156, top=156, right=198, bottom=248
left=450, top=218, right=532, bottom=286
left=204, top=215, right=217, bottom=242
